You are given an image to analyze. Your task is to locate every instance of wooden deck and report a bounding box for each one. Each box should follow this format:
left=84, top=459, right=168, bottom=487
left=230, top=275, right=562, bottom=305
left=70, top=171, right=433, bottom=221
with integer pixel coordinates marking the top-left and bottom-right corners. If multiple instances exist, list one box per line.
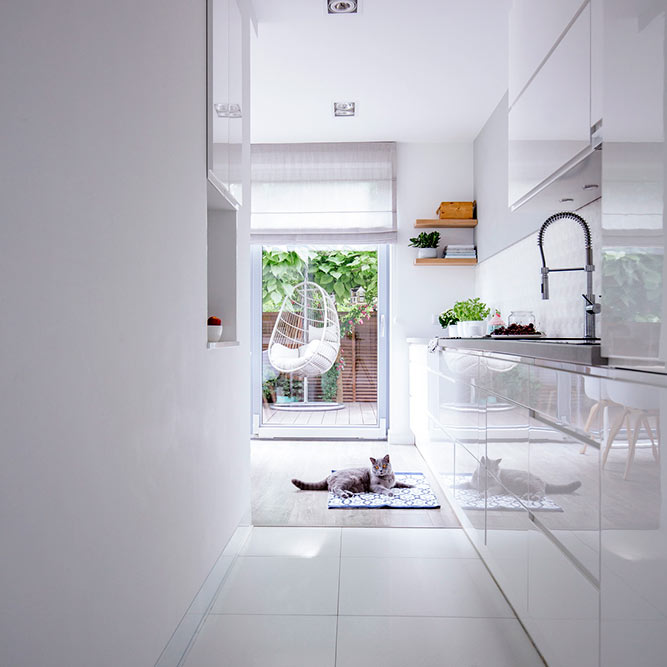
left=262, top=401, right=378, bottom=426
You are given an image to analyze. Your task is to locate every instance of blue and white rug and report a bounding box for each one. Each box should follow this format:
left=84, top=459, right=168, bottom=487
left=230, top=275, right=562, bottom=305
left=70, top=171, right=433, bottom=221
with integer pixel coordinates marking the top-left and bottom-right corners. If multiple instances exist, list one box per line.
left=447, top=474, right=563, bottom=512
left=328, top=472, right=441, bottom=509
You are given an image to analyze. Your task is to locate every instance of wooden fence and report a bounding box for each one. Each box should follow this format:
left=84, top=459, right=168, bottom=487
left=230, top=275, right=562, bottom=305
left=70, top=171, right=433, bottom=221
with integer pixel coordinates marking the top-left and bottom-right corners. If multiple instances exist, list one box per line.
left=262, top=312, right=378, bottom=402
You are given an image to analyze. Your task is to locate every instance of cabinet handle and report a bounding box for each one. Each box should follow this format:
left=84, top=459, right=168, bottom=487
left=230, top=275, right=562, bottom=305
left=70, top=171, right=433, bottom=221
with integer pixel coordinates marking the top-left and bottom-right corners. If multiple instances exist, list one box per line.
left=529, top=409, right=600, bottom=450
left=529, top=511, right=599, bottom=590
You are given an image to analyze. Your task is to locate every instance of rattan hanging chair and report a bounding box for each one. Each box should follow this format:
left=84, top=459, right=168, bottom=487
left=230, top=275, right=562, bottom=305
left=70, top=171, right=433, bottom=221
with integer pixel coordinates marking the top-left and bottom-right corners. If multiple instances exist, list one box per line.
left=268, top=282, right=340, bottom=378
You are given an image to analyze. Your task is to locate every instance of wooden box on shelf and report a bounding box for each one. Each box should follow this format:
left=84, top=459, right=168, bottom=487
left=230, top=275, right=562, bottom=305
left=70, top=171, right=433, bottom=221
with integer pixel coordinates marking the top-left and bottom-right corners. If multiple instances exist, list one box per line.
left=436, top=201, right=475, bottom=219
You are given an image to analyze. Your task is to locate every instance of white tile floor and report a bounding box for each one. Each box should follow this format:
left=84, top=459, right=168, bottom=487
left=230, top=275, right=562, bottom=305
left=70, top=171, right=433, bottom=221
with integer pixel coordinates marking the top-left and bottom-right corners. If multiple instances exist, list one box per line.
left=183, top=527, right=543, bottom=667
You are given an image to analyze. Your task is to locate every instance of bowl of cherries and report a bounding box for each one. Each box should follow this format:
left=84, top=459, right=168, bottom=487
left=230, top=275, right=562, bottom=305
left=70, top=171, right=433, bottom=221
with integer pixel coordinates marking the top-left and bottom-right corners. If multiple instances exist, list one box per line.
left=490, top=322, right=543, bottom=338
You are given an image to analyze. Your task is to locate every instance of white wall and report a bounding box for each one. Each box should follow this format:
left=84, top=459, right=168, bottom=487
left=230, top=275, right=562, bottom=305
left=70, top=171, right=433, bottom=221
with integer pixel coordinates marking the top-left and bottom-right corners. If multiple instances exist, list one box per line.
left=0, top=2, right=250, bottom=665
left=389, top=143, right=476, bottom=443
left=477, top=199, right=602, bottom=337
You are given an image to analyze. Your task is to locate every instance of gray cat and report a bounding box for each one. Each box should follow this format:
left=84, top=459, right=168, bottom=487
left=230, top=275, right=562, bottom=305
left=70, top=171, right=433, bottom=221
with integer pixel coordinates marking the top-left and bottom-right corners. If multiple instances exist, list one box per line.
left=292, top=454, right=413, bottom=498
left=471, top=456, right=581, bottom=500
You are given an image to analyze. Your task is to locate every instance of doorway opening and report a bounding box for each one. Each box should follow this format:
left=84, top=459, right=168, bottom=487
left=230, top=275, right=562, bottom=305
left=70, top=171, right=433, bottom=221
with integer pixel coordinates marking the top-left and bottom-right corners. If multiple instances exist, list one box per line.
left=251, top=244, right=388, bottom=439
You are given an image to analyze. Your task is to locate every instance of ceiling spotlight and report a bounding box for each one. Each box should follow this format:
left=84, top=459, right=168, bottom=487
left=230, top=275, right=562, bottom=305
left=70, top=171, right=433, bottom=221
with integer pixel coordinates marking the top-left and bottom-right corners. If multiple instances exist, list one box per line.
left=333, top=101, right=356, bottom=117
left=214, top=103, right=242, bottom=118
left=328, top=0, right=357, bottom=14
left=582, top=184, right=599, bottom=190
left=559, top=197, right=575, bottom=203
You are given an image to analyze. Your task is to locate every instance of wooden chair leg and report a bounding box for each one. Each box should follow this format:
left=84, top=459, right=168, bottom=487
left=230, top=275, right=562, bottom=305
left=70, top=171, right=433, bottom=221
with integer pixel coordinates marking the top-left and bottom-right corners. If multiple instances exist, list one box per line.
left=602, top=407, right=628, bottom=467
left=642, top=413, right=660, bottom=464
left=580, top=400, right=602, bottom=454
left=624, top=410, right=642, bottom=480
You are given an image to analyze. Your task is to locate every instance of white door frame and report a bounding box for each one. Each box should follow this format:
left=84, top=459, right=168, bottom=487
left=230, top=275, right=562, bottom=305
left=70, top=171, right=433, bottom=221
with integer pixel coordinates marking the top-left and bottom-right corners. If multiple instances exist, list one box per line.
left=250, top=244, right=389, bottom=440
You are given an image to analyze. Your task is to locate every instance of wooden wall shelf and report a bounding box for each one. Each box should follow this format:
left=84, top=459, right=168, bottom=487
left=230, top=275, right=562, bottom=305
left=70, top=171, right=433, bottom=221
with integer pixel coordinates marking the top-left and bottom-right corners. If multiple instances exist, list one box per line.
left=414, top=258, right=477, bottom=266
left=415, top=219, right=477, bottom=228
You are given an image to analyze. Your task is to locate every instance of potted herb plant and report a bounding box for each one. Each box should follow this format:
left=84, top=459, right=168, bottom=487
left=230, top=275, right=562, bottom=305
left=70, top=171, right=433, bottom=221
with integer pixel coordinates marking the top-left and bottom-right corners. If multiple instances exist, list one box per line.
left=452, top=298, right=490, bottom=337
left=438, top=308, right=460, bottom=337
left=409, top=231, right=440, bottom=259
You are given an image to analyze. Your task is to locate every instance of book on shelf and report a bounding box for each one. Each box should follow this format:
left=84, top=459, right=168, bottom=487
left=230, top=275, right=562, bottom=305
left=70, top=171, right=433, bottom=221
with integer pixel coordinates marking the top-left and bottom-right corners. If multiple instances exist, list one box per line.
left=443, top=244, right=477, bottom=259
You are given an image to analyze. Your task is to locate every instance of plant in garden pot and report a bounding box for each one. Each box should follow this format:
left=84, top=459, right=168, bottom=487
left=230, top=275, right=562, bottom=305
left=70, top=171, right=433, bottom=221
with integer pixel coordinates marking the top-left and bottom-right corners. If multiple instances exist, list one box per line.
left=438, top=308, right=460, bottom=337
left=452, top=298, right=490, bottom=337
left=408, top=231, right=440, bottom=259
left=262, top=378, right=277, bottom=403
left=275, top=375, right=303, bottom=403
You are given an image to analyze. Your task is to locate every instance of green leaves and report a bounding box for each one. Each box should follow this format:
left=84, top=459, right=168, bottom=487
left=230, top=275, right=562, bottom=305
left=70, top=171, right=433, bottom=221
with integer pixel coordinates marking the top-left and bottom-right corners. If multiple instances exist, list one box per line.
left=408, top=231, right=440, bottom=248
left=262, top=249, right=378, bottom=312
left=452, top=298, right=490, bottom=322
left=438, top=309, right=459, bottom=328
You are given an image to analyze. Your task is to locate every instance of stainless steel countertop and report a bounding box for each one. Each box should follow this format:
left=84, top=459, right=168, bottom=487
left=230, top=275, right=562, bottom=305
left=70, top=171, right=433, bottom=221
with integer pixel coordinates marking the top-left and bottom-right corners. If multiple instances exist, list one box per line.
left=428, top=336, right=667, bottom=387
left=436, top=337, right=607, bottom=366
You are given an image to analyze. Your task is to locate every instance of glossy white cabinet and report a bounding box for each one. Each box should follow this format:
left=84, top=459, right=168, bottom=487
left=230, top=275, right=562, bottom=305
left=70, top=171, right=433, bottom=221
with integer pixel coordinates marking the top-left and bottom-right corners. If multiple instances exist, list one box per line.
left=509, top=3, right=592, bottom=207
left=484, top=508, right=531, bottom=618
left=600, top=381, right=667, bottom=667
left=408, top=344, right=667, bottom=665
left=227, top=0, right=243, bottom=204
left=509, top=0, right=588, bottom=106
left=526, top=524, right=599, bottom=667
left=529, top=412, right=601, bottom=578
left=599, top=2, right=665, bottom=365
left=435, top=349, right=481, bottom=457
left=208, top=0, right=244, bottom=205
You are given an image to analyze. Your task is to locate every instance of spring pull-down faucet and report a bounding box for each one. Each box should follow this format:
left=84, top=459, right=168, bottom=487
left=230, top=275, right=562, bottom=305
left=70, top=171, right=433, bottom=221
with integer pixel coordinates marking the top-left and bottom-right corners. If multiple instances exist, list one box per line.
left=537, top=211, right=601, bottom=340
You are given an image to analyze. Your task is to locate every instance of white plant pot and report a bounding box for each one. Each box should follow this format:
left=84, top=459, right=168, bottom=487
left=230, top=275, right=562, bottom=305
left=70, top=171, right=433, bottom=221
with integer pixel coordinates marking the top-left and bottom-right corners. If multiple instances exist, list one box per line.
left=448, top=323, right=459, bottom=337
left=460, top=321, right=485, bottom=338
left=207, top=325, right=223, bottom=342
left=417, top=248, right=438, bottom=259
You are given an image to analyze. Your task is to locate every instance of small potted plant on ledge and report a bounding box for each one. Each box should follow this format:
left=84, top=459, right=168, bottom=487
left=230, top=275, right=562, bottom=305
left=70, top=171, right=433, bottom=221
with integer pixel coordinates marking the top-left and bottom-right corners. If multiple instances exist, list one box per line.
left=452, top=298, right=490, bottom=338
left=438, top=309, right=460, bottom=337
left=409, top=231, right=440, bottom=258
left=207, top=316, right=223, bottom=342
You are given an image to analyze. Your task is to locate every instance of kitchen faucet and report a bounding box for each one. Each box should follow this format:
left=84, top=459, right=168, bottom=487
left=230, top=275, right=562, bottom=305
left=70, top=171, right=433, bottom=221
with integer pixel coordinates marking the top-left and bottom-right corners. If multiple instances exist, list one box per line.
left=537, top=211, right=601, bottom=340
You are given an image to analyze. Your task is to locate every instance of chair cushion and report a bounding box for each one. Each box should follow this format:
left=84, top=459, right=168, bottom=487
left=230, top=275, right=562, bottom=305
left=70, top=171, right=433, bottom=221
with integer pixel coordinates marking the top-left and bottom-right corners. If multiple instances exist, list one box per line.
left=308, top=324, right=339, bottom=343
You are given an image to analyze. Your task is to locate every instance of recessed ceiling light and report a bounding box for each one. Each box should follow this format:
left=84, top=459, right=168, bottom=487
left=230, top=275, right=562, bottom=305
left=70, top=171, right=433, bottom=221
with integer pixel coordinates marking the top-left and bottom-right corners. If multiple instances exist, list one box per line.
left=582, top=184, right=599, bottom=190
left=328, top=0, right=357, bottom=14
left=559, top=197, right=575, bottom=203
left=333, top=101, right=356, bottom=117
left=214, top=103, right=242, bottom=119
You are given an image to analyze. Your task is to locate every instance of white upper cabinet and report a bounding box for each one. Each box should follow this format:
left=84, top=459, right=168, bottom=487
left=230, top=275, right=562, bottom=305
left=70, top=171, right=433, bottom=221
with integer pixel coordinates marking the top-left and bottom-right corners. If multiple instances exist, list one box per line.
left=600, top=2, right=665, bottom=365
left=508, top=3, right=592, bottom=208
left=208, top=0, right=244, bottom=207
left=227, top=0, right=243, bottom=205
left=509, top=0, right=589, bottom=106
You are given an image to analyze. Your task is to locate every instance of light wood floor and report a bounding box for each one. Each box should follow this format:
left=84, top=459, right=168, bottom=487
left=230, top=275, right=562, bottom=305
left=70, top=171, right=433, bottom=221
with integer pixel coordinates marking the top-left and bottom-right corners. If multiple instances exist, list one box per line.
left=251, top=440, right=460, bottom=528
left=262, top=401, right=377, bottom=426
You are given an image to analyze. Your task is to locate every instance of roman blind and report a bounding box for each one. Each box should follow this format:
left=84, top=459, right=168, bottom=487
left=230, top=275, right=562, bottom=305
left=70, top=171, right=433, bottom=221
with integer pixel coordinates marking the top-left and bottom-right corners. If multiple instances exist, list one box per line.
left=250, top=142, right=397, bottom=243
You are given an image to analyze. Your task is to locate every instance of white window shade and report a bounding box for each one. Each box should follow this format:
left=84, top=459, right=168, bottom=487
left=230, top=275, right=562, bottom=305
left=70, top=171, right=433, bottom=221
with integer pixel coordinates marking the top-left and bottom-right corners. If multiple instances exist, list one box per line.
left=251, top=142, right=397, bottom=243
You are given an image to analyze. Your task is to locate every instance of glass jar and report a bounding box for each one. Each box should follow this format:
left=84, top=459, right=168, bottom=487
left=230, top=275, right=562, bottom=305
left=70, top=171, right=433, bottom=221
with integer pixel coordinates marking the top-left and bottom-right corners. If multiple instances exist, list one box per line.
left=508, top=310, right=535, bottom=327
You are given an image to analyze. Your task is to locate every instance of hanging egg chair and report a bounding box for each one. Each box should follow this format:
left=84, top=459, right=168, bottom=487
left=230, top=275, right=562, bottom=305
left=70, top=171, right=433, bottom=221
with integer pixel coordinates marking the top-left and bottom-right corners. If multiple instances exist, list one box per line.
left=268, top=281, right=340, bottom=378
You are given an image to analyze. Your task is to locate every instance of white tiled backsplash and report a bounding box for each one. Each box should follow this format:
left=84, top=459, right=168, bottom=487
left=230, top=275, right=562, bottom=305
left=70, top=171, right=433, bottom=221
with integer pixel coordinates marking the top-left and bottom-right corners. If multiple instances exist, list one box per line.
left=477, top=200, right=601, bottom=338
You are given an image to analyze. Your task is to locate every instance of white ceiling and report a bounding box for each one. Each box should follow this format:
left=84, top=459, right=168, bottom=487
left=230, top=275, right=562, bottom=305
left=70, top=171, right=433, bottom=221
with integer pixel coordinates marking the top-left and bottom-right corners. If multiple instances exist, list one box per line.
left=250, top=0, right=512, bottom=144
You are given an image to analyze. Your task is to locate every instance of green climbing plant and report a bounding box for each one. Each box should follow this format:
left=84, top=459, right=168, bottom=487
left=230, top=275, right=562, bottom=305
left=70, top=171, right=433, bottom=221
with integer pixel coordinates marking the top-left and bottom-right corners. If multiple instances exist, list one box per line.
left=262, top=249, right=378, bottom=312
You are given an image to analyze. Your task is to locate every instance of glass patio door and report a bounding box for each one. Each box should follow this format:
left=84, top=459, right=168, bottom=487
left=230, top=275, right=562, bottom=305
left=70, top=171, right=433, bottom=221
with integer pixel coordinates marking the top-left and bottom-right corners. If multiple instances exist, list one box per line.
left=251, top=244, right=388, bottom=439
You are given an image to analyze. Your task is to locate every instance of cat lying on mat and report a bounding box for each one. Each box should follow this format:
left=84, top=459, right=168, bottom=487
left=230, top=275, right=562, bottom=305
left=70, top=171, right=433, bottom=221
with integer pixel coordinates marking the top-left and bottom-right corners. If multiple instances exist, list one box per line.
left=292, top=454, right=413, bottom=498
left=471, top=456, right=581, bottom=501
